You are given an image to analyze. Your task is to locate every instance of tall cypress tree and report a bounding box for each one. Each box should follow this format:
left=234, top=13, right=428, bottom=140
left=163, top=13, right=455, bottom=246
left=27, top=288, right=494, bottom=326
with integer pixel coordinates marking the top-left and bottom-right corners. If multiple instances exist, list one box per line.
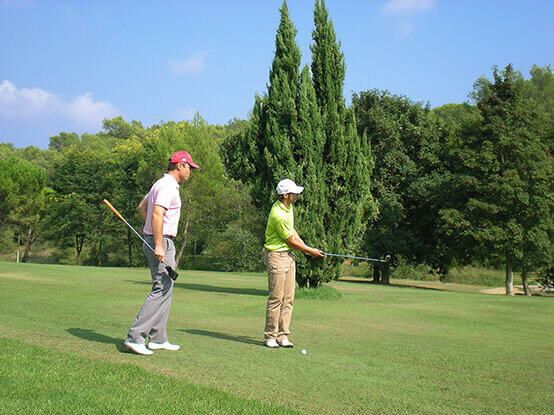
left=222, top=0, right=378, bottom=287
left=240, top=0, right=302, bottom=216
left=311, top=0, right=377, bottom=277
left=294, top=65, right=329, bottom=286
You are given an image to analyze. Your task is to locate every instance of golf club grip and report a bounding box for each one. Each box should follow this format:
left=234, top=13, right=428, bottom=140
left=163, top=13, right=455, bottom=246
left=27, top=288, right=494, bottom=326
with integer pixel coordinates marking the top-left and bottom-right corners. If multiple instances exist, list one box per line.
left=103, top=199, right=126, bottom=222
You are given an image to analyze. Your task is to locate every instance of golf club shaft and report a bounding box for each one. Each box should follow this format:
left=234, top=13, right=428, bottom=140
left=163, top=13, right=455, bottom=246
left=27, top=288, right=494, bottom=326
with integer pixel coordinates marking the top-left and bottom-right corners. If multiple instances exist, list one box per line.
left=103, top=199, right=155, bottom=253
left=103, top=199, right=179, bottom=281
left=323, top=253, right=390, bottom=263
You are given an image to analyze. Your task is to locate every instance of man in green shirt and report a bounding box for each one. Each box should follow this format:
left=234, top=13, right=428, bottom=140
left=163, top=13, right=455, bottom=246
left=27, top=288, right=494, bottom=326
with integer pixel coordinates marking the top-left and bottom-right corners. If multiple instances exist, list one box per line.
left=263, top=179, right=324, bottom=348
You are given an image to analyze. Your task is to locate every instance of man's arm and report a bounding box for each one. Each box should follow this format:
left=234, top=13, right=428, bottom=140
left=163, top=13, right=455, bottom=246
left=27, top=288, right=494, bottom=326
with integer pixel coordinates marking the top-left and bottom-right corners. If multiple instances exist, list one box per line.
left=151, top=205, right=166, bottom=262
left=137, top=198, right=148, bottom=222
left=286, top=229, right=324, bottom=257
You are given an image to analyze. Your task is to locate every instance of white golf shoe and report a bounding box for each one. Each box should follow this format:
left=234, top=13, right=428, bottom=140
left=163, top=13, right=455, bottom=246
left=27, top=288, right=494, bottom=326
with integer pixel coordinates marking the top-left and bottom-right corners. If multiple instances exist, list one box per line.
left=278, top=338, right=294, bottom=348
left=264, top=339, right=279, bottom=348
left=124, top=341, right=153, bottom=355
left=148, top=341, right=180, bottom=351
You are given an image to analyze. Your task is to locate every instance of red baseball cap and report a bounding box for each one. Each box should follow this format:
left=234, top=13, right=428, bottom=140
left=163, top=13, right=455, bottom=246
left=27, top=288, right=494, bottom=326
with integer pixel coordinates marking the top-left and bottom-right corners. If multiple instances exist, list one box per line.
left=170, top=151, right=199, bottom=168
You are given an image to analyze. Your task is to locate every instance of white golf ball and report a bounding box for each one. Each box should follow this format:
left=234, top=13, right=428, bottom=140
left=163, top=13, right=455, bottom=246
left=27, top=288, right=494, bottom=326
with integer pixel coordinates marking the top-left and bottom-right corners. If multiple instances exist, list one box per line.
left=301, top=349, right=307, bottom=355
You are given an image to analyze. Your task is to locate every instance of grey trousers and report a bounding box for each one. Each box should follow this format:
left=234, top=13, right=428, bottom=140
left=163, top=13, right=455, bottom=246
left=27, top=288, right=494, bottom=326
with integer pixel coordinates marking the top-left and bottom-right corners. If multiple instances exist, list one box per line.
left=126, top=235, right=175, bottom=344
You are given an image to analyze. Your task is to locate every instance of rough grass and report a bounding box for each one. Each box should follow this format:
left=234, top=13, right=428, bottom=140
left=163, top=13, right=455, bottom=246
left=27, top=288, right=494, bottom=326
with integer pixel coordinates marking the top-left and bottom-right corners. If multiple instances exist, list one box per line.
left=0, top=262, right=552, bottom=414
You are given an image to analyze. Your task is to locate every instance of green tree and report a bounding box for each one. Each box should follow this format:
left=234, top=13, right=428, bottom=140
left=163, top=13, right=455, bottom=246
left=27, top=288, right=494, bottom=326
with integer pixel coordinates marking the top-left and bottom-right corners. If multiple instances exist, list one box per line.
left=0, top=157, right=47, bottom=259
left=432, top=103, right=479, bottom=128
left=292, top=65, right=329, bottom=286
left=137, top=116, right=261, bottom=270
left=45, top=146, right=117, bottom=265
left=310, top=0, right=377, bottom=284
left=244, top=0, right=302, bottom=213
left=352, top=90, right=450, bottom=275
left=49, top=132, right=80, bottom=152
left=441, top=65, right=553, bottom=295
left=222, top=0, right=377, bottom=286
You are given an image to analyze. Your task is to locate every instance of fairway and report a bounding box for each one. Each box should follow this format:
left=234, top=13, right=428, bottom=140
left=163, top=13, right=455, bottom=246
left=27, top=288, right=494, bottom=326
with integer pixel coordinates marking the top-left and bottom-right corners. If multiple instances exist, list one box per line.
left=0, top=262, right=552, bottom=414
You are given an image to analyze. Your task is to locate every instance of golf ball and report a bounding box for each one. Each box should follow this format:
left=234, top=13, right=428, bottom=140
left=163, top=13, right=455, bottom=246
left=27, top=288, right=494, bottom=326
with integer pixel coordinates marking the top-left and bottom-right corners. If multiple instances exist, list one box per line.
left=301, top=349, right=307, bottom=355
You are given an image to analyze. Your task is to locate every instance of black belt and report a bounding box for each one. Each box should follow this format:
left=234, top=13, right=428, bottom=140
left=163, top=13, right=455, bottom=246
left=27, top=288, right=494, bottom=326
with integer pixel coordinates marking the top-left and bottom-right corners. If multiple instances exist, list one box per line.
left=144, top=234, right=175, bottom=241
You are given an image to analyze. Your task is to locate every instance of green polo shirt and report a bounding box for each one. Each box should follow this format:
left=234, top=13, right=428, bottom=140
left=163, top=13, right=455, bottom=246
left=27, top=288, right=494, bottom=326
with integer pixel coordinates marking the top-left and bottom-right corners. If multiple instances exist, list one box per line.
left=264, top=200, right=294, bottom=252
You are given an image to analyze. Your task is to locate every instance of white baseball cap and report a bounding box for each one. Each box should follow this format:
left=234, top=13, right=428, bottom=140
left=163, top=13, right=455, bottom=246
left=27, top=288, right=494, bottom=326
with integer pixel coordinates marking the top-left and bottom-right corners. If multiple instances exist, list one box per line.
left=276, top=179, right=304, bottom=195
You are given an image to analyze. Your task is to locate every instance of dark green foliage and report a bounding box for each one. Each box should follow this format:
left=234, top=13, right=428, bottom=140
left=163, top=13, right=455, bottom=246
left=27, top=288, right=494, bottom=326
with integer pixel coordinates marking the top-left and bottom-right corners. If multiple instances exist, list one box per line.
left=48, top=132, right=80, bottom=151
left=534, top=266, right=554, bottom=291
left=222, top=1, right=377, bottom=287
left=293, top=65, right=329, bottom=286
left=0, top=157, right=48, bottom=259
left=235, top=1, right=302, bottom=215
left=203, top=224, right=265, bottom=272
left=432, top=103, right=479, bottom=128
left=306, top=0, right=377, bottom=286
left=440, top=65, right=553, bottom=290
left=352, top=90, right=450, bottom=272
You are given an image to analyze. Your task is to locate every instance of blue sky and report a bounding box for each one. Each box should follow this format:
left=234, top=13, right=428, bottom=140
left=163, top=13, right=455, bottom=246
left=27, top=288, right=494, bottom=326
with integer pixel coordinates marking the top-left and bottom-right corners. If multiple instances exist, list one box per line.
left=1, top=0, right=552, bottom=149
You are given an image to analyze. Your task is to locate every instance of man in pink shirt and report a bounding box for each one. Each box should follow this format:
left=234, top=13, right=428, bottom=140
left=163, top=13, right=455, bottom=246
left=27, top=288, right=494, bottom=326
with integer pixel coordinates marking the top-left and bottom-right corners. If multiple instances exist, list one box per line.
left=124, top=150, right=199, bottom=356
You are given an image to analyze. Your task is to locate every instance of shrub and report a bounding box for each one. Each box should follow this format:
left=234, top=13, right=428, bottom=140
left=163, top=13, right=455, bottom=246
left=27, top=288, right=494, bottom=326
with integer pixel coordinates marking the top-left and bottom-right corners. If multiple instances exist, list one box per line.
left=442, top=265, right=506, bottom=286
left=390, top=258, right=439, bottom=281
left=340, top=261, right=373, bottom=278
left=535, top=267, right=554, bottom=291
left=203, top=225, right=264, bottom=272
left=295, top=285, right=343, bottom=301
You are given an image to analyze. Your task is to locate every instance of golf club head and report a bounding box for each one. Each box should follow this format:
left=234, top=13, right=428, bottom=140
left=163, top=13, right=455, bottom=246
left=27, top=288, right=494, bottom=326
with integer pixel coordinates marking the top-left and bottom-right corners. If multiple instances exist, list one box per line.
left=166, top=266, right=179, bottom=281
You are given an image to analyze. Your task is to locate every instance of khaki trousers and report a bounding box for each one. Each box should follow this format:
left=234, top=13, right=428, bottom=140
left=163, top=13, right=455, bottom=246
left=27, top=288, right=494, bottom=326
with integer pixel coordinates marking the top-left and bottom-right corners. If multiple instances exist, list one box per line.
left=264, top=250, right=296, bottom=341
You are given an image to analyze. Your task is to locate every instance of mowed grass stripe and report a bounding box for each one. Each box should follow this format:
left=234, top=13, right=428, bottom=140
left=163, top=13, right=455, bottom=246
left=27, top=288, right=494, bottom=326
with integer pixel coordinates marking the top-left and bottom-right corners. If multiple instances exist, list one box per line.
left=0, top=262, right=553, bottom=414
left=0, top=337, right=297, bottom=415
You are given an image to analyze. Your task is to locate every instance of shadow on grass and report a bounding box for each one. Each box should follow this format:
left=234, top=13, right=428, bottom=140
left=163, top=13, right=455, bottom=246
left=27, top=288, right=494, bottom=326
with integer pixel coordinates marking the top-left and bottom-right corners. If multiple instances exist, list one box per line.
left=67, top=328, right=127, bottom=353
left=126, top=280, right=268, bottom=297
left=181, top=329, right=264, bottom=347
left=340, top=278, right=447, bottom=292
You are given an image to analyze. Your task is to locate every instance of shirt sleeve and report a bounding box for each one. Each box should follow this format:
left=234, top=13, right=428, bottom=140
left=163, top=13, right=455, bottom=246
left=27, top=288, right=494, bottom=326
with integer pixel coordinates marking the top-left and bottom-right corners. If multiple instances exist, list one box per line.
left=151, top=182, right=172, bottom=210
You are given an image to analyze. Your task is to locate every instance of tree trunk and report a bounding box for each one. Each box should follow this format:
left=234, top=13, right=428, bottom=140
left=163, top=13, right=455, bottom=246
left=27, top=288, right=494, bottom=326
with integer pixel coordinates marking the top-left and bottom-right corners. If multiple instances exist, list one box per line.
left=75, top=234, right=85, bottom=265
left=521, top=269, right=532, bottom=297
left=127, top=228, right=133, bottom=267
left=372, top=265, right=381, bottom=283
left=21, top=229, right=39, bottom=263
left=175, top=199, right=191, bottom=269
left=505, top=258, right=514, bottom=296
left=381, top=261, right=391, bottom=285
left=98, top=239, right=102, bottom=267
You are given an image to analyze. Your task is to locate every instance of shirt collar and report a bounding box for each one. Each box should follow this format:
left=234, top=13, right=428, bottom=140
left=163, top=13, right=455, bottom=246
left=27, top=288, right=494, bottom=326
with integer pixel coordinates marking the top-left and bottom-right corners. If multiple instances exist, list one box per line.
left=277, top=200, right=292, bottom=212
left=163, top=173, right=180, bottom=188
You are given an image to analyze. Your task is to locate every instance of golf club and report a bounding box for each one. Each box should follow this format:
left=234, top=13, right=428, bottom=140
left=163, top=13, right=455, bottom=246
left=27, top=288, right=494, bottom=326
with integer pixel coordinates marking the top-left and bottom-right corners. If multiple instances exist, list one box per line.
left=102, top=199, right=179, bottom=281
left=323, top=253, right=391, bottom=263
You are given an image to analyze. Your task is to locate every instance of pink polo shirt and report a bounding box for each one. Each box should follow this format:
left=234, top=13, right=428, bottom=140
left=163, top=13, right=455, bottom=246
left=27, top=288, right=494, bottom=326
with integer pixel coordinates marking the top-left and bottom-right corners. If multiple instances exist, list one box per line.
left=143, top=173, right=181, bottom=237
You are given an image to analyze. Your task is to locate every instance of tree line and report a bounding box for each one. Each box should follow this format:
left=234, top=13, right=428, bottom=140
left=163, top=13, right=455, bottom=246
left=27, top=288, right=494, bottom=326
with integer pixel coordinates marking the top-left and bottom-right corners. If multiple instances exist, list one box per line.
left=1, top=0, right=552, bottom=295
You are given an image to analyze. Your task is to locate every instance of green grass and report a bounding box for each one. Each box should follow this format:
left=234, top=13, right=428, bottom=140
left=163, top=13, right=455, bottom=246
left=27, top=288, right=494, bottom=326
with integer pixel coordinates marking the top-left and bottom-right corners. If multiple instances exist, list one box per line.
left=0, top=262, right=552, bottom=414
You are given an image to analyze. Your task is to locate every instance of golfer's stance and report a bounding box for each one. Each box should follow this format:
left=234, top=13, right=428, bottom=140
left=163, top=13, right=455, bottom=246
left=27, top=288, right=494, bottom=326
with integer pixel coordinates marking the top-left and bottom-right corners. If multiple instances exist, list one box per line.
left=263, top=179, right=324, bottom=348
left=124, top=151, right=199, bottom=356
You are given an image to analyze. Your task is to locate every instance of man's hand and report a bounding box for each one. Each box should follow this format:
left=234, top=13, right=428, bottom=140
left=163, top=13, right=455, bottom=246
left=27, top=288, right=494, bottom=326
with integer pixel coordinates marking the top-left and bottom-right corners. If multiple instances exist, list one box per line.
left=308, top=247, right=325, bottom=258
left=154, top=246, right=165, bottom=263
left=286, top=231, right=325, bottom=258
